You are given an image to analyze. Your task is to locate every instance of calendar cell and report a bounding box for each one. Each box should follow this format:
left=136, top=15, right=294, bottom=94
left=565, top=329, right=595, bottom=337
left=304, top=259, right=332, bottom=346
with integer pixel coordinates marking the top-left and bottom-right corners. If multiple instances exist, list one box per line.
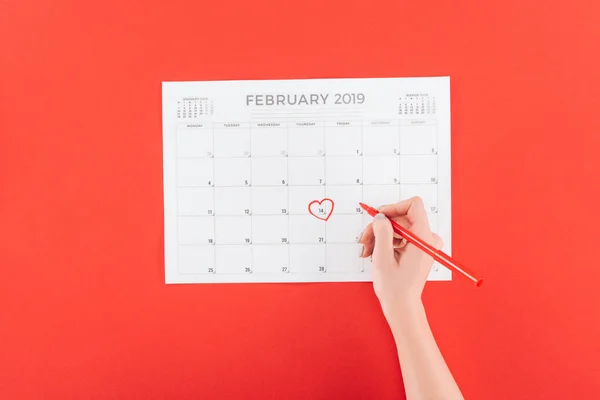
left=177, top=158, right=213, bottom=187
left=177, top=127, right=213, bottom=158
left=252, top=186, right=289, bottom=215
left=324, top=125, right=362, bottom=156
left=363, top=256, right=373, bottom=274
left=213, top=128, right=251, bottom=157
left=214, top=187, right=252, bottom=215
left=252, top=245, right=290, bottom=274
left=362, top=156, right=400, bottom=184
left=362, top=125, right=399, bottom=156
left=400, top=184, right=438, bottom=213
left=427, top=213, right=439, bottom=232
left=362, top=185, right=400, bottom=209
left=308, top=199, right=330, bottom=219
left=213, top=158, right=251, bottom=186
left=362, top=212, right=374, bottom=229
left=325, top=156, right=363, bottom=185
left=214, top=216, right=252, bottom=245
left=178, top=216, right=214, bottom=245
left=400, top=155, right=438, bottom=184
left=252, top=216, right=289, bottom=244
left=326, top=214, right=363, bottom=243
left=177, top=187, right=214, bottom=216
left=251, top=158, right=288, bottom=186
left=289, top=215, right=325, bottom=244
left=177, top=245, right=215, bottom=274
left=288, top=186, right=325, bottom=215
left=251, top=125, right=288, bottom=157
left=289, top=244, right=326, bottom=273
left=326, top=244, right=364, bottom=273
left=325, top=185, right=363, bottom=214
left=288, top=124, right=324, bottom=156
left=288, top=157, right=325, bottom=186
left=400, top=124, right=437, bottom=155
left=215, top=245, right=252, bottom=274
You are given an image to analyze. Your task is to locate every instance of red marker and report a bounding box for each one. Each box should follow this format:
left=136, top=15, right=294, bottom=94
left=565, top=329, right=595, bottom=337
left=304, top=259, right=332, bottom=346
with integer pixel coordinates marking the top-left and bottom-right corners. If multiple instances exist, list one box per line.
left=359, top=202, right=483, bottom=287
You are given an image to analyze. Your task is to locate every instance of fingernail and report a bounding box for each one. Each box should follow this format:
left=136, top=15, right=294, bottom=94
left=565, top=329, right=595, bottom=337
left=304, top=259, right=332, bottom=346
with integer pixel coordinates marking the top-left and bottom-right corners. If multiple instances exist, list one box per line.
left=358, top=245, right=364, bottom=257
left=374, top=213, right=387, bottom=220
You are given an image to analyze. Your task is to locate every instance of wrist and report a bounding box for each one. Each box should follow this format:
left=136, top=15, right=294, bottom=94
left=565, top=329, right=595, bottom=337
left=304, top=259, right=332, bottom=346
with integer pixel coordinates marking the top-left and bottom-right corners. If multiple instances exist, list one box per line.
left=382, top=296, right=425, bottom=333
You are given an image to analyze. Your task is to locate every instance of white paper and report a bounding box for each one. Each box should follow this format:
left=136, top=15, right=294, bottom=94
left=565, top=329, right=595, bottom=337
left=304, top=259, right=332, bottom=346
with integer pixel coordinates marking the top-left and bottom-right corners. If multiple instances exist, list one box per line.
left=162, top=77, right=452, bottom=283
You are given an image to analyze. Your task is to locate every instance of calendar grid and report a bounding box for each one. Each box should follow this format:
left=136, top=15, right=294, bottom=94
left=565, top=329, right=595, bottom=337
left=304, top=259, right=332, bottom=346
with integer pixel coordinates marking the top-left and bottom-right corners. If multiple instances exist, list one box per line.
left=248, top=127, right=253, bottom=274
left=360, top=122, right=365, bottom=272
left=433, top=123, right=440, bottom=272
left=175, top=182, right=436, bottom=188
left=173, top=119, right=441, bottom=277
left=175, top=126, right=179, bottom=261
left=176, top=155, right=437, bottom=163
left=322, top=122, right=327, bottom=259
left=286, top=124, right=291, bottom=274
left=211, top=124, right=216, bottom=273
left=398, top=122, right=402, bottom=200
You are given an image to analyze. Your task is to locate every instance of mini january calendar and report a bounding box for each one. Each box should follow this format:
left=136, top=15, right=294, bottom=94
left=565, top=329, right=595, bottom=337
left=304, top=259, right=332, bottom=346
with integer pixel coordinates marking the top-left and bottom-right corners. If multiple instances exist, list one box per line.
left=162, top=77, right=452, bottom=284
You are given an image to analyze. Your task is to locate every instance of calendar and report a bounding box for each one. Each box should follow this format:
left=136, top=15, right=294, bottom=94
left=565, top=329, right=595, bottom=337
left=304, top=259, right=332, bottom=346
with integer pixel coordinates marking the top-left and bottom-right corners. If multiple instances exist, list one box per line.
left=162, top=77, right=452, bottom=284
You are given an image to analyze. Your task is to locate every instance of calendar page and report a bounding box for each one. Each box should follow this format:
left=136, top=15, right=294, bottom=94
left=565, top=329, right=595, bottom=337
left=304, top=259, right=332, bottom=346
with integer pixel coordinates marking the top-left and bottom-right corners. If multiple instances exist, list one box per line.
left=162, top=77, right=452, bottom=284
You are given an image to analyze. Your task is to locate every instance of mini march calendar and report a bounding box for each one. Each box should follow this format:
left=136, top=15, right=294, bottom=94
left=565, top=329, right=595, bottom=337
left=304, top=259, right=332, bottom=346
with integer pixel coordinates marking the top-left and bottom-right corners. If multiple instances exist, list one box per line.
left=162, top=77, right=452, bottom=284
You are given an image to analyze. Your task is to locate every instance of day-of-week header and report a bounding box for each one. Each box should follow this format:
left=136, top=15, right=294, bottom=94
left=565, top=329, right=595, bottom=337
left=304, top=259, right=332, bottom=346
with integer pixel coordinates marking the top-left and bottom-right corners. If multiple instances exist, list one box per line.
left=177, top=120, right=436, bottom=129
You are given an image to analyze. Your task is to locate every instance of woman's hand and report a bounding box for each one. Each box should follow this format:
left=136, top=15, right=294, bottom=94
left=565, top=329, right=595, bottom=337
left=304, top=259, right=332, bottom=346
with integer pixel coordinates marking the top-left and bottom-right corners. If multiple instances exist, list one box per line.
left=360, top=197, right=464, bottom=399
left=358, top=197, right=443, bottom=316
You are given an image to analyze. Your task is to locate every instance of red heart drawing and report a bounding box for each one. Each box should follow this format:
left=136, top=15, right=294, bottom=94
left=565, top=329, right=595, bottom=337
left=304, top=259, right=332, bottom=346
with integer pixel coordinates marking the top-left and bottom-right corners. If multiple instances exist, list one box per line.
left=308, top=198, right=335, bottom=221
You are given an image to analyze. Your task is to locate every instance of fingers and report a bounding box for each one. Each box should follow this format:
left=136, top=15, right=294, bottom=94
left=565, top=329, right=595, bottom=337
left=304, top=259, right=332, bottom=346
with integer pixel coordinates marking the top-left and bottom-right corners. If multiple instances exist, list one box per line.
left=360, top=238, right=374, bottom=259
left=358, top=199, right=442, bottom=263
left=359, top=215, right=410, bottom=258
left=378, top=196, right=429, bottom=226
left=395, top=237, right=408, bottom=249
left=358, top=197, right=429, bottom=258
left=371, top=213, right=396, bottom=267
left=359, top=237, right=405, bottom=259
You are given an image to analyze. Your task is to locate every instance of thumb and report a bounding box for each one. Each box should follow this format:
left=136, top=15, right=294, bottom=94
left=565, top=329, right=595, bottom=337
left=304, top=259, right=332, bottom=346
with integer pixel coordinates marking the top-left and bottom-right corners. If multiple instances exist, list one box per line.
left=372, top=213, right=395, bottom=266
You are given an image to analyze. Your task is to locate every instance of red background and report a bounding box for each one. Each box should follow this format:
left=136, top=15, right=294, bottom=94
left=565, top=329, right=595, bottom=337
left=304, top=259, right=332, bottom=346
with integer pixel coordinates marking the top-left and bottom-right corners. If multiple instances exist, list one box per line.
left=1, top=0, right=600, bottom=398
